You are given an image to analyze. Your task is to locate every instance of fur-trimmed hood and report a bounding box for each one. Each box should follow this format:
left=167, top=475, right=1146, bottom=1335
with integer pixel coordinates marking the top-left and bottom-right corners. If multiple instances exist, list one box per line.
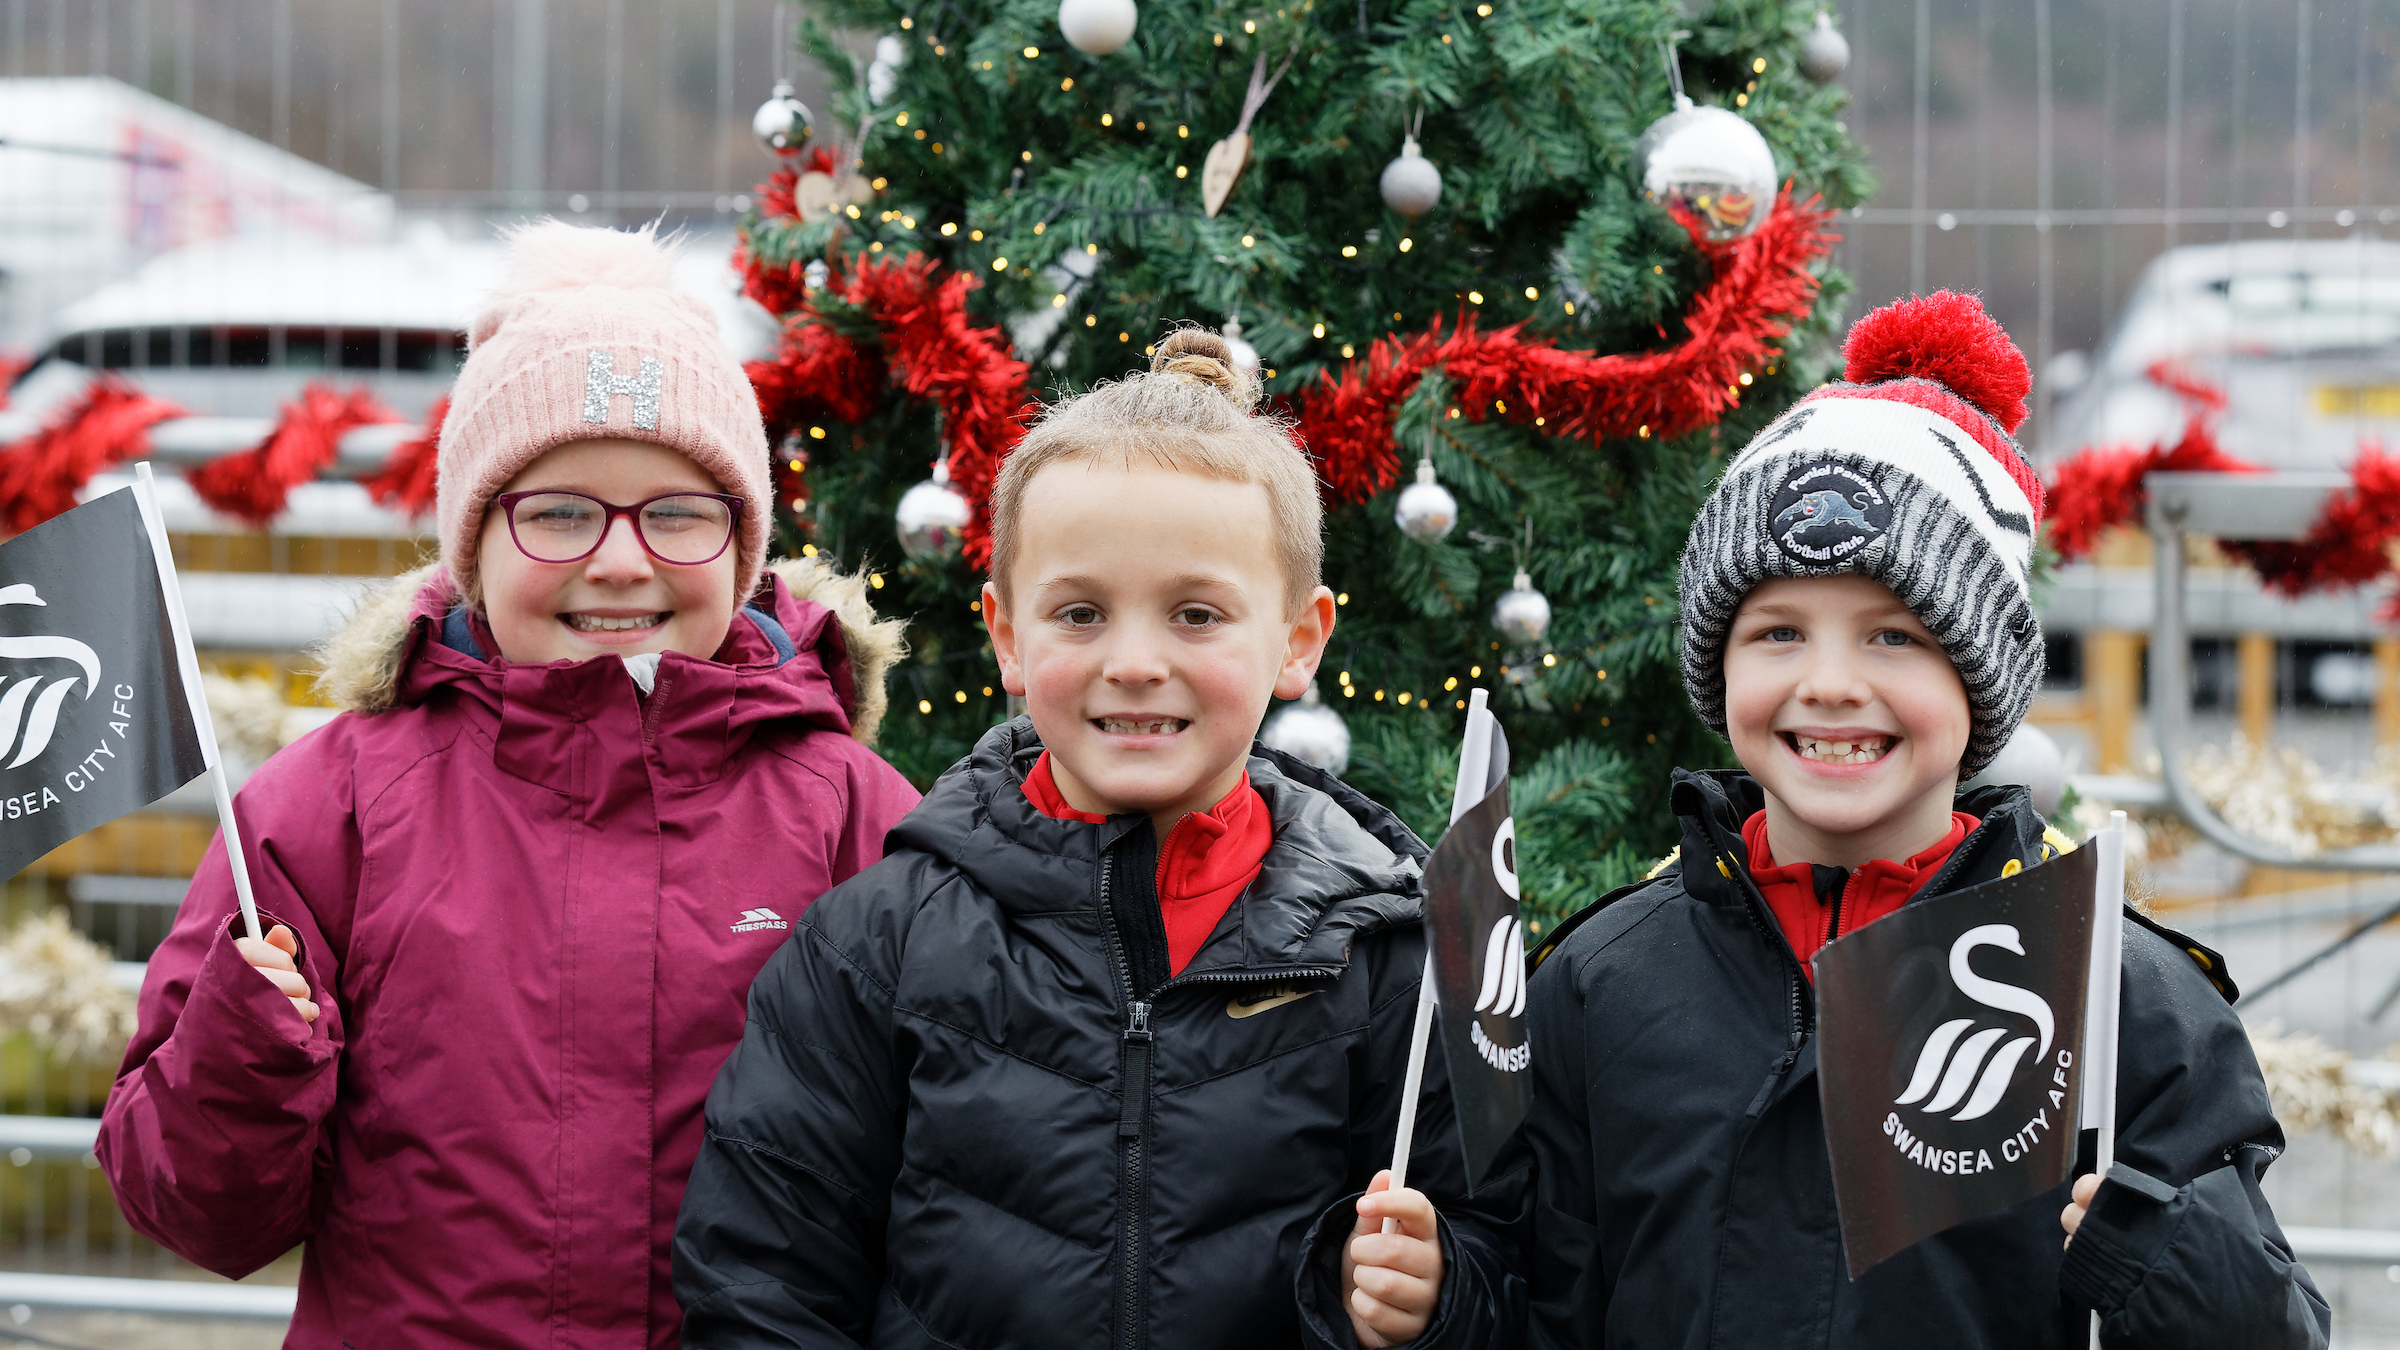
left=312, top=555, right=906, bottom=745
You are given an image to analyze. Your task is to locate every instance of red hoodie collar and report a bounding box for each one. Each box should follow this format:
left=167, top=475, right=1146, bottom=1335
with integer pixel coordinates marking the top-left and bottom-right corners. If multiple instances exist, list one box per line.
left=1742, top=809, right=1979, bottom=978
left=1023, top=751, right=1272, bottom=973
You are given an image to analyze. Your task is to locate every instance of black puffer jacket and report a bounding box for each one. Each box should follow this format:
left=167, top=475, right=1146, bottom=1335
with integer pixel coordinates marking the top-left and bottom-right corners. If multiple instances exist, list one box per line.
left=1524, top=769, right=2329, bottom=1350
left=674, top=718, right=1528, bottom=1350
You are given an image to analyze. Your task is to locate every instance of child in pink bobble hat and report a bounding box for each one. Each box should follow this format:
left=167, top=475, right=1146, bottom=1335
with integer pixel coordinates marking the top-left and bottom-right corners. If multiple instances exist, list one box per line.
left=99, top=219, right=921, bottom=1349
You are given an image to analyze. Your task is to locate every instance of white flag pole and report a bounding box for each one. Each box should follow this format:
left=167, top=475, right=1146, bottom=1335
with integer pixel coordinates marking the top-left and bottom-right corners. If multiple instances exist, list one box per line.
left=1383, top=688, right=1494, bottom=1233
left=131, top=464, right=263, bottom=942
left=2081, top=809, right=2128, bottom=1350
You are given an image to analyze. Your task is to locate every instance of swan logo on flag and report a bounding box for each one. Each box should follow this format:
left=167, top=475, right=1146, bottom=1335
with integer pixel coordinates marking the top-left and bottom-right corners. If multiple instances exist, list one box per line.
left=1424, top=724, right=1530, bottom=1192
left=0, top=486, right=210, bottom=881
left=1814, top=844, right=2098, bottom=1276
left=1892, top=925, right=2056, bottom=1123
left=0, top=586, right=103, bottom=771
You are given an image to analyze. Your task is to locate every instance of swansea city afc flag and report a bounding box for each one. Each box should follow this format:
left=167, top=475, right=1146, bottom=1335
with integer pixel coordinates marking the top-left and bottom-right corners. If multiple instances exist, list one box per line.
left=1423, top=719, right=1528, bottom=1193
left=1815, top=844, right=2099, bottom=1276
left=0, top=484, right=210, bottom=880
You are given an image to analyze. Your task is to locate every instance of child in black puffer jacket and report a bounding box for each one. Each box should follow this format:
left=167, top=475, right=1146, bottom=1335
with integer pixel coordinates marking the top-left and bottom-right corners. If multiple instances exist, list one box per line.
left=1525, top=294, right=2327, bottom=1349
left=675, top=330, right=1527, bottom=1350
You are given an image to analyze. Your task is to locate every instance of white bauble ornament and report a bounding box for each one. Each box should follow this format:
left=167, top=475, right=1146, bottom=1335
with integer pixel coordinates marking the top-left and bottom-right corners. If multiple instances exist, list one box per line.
left=1260, top=683, right=1350, bottom=776
left=868, top=35, right=906, bottom=104
left=1379, top=137, right=1443, bottom=219
left=1393, top=458, right=1458, bottom=543
left=1492, top=569, right=1551, bottom=647
left=1960, top=723, right=2067, bottom=816
left=1059, top=0, right=1138, bottom=55
left=1222, top=316, right=1262, bottom=381
left=1800, top=12, right=1851, bottom=85
left=895, top=457, right=972, bottom=560
left=1635, top=96, right=1777, bottom=241
left=752, top=80, right=815, bottom=155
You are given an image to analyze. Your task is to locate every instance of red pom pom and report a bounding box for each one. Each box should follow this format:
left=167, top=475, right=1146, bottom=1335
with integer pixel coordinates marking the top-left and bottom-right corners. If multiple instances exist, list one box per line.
left=1842, top=290, right=2031, bottom=434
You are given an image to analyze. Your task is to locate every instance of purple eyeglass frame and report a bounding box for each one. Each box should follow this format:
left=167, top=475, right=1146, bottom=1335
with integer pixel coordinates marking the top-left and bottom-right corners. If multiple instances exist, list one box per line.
left=492, top=490, right=747, bottom=566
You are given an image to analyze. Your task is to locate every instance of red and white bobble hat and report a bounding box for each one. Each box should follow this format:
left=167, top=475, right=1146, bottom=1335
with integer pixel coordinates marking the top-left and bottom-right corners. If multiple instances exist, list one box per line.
left=1677, top=291, right=2045, bottom=778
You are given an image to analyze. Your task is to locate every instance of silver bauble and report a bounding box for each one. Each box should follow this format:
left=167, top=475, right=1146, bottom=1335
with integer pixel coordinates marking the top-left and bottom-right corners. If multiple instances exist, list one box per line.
left=868, top=35, right=906, bottom=104
left=1222, top=316, right=1262, bottom=381
left=1260, top=683, right=1350, bottom=776
left=1393, top=458, right=1458, bottom=543
left=1378, top=137, right=1443, bottom=220
left=1058, top=0, right=1139, bottom=55
left=895, top=458, right=972, bottom=560
left=1635, top=97, right=1777, bottom=241
left=752, top=80, right=815, bottom=155
left=1492, top=569, right=1551, bottom=647
left=1799, top=12, right=1851, bottom=85
left=1960, top=723, right=2067, bottom=816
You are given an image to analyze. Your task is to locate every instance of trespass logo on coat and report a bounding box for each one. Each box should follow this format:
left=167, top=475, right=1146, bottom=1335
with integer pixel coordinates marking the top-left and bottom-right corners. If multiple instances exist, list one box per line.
left=0, top=487, right=209, bottom=878
left=1814, top=843, right=2098, bottom=1276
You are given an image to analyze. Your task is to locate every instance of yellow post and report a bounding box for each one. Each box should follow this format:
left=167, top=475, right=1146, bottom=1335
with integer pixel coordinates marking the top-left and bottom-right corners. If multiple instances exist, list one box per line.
left=2237, top=634, right=2276, bottom=748
left=2090, top=631, right=2144, bottom=774
left=2378, top=637, right=2400, bottom=746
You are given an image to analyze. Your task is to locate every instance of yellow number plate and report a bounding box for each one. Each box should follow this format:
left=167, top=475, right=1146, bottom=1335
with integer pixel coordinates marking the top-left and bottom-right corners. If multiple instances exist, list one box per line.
left=2316, top=384, right=2400, bottom=417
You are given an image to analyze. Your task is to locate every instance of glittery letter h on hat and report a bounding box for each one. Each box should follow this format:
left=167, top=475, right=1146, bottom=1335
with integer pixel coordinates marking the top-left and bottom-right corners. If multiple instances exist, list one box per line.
left=435, top=219, right=772, bottom=605
left=1677, top=291, right=2046, bottom=779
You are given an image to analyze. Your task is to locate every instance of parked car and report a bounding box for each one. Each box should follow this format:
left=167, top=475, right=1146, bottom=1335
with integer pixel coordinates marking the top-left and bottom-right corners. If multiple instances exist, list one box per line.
left=2041, top=235, right=2400, bottom=472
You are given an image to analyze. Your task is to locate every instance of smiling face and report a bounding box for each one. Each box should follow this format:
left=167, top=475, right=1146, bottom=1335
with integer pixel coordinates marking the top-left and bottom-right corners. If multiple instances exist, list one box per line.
left=984, top=459, right=1335, bottom=839
left=1721, top=574, right=1971, bottom=870
left=475, top=437, right=738, bottom=665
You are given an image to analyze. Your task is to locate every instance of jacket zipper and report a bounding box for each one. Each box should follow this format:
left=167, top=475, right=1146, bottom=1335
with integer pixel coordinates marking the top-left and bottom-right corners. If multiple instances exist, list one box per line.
left=1098, top=851, right=1150, bottom=1350
left=1706, top=819, right=1811, bottom=1117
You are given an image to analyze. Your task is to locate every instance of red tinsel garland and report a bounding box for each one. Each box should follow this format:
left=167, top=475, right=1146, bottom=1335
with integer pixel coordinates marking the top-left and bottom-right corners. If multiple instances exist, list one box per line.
left=0, top=379, right=185, bottom=534
left=742, top=251, right=1034, bottom=565
left=737, top=189, right=1837, bottom=541
left=186, top=384, right=402, bottom=528
left=1296, top=191, right=1838, bottom=504
left=2045, top=363, right=2400, bottom=602
left=361, top=394, right=448, bottom=518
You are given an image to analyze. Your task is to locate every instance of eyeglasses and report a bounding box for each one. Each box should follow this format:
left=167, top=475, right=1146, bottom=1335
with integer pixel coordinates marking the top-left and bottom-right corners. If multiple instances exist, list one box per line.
left=492, top=490, right=745, bottom=566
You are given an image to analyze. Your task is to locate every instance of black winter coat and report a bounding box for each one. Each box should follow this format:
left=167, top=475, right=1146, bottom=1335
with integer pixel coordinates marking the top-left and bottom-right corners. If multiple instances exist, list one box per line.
left=1523, top=769, right=2329, bottom=1350
left=674, top=718, right=1529, bottom=1350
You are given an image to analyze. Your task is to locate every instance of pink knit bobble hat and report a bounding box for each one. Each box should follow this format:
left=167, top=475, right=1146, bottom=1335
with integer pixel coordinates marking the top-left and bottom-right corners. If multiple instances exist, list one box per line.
left=437, top=219, right=772, bottom=606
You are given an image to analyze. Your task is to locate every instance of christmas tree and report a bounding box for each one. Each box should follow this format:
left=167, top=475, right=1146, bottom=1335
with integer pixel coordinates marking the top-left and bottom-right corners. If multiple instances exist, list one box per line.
left=739, top=0, right=1872, bottom=935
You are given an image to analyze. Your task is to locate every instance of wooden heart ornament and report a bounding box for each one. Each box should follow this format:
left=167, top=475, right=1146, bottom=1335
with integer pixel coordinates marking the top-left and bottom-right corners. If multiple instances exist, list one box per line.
left=1201, top=133, right=1251, bottom=218
left=796, top=171, right=875, bottom=218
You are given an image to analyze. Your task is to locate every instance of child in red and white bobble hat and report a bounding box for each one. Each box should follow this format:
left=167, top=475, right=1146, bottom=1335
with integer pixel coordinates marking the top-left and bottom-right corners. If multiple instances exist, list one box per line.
left=1519, top=293, right=2329, bottom=1349
left=99, top=220, right=921, bottom=1349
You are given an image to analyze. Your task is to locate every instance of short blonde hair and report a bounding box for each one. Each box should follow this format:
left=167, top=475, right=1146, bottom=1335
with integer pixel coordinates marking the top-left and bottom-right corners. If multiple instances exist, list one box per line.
left=988, top=327, right=1324, bottom=611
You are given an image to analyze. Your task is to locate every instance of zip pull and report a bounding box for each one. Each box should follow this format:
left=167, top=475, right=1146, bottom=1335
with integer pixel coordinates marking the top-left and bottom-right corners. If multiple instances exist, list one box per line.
left=1119, top=1001, right=1154, bottom=1138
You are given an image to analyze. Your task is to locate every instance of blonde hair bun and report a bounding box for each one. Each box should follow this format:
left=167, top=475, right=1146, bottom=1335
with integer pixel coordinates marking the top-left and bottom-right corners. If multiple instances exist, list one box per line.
left=1149, top=328, right=1258, bottom=411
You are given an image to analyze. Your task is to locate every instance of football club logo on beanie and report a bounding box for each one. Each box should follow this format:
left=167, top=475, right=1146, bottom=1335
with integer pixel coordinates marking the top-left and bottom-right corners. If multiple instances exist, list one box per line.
left=1768, top=463, right=1891, bottom=566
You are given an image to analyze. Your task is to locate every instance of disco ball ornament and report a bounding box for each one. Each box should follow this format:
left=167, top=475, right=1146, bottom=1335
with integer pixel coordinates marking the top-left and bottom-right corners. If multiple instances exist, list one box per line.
left=895, top=457, right=972, bottom=560
left=1960, top=723, right=2067, bottom=816
left=867, top=35, right=906, bottom=104
left=1222, top=316, right=1262, bottom=381
left=1635, top=96, right=1777, bottom=241
left=1059, top=0, right=1138, bottom=55
left=1260, top=683, right=1350, bottom=777
left=1378, top=138, right=1443, bottom=219
left=752, top=80, right=814, bottom=155
left=1799, top=12, right=1852, bottom=85
left=1492, top=569, right=1551, bottom=647
left=1393, top=458, right=1458, bottom=543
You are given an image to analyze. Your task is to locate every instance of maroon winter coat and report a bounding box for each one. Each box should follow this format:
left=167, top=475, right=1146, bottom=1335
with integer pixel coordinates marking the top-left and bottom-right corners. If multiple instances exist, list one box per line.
left=98, top=560, right=919, bottom=1348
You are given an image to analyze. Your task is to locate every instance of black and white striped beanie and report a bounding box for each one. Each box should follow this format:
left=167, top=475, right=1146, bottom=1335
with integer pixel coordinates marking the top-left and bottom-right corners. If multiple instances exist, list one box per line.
left=1678, top=291, right=2045, bottom=779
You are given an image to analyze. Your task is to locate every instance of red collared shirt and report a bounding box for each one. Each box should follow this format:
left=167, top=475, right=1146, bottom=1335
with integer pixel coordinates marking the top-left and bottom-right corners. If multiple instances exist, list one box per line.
left=1024, top=752, right=1272, bottom=974
left=1741, top=809, right=1978, bottom=981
